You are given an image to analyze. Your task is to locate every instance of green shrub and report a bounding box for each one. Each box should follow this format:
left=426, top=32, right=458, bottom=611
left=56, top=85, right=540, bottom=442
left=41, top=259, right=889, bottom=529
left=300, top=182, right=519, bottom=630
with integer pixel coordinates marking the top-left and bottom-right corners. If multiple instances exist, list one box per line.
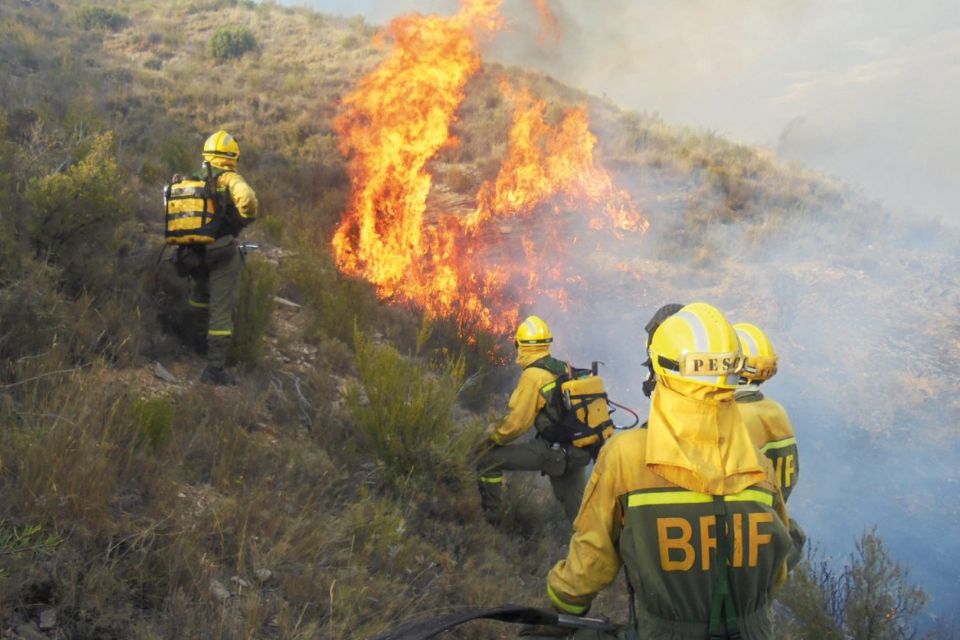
left=0, top=522, right=62, bottom=579
left=775, top=530, right=929, bottom=638
left=134, top=396, right=174, bottom=452
left=0, top=264, right=66, bottom=364
left=23, top=132, right=130, bottom=295
left=230, top=256, right=277, bottom=367
left=75, top=6, right=129, bottom=31
left=207, top=26, right=258, bottom=61
left=346, top=327, right=467, bottom=483
left=280, top=242, right=382, bottom=347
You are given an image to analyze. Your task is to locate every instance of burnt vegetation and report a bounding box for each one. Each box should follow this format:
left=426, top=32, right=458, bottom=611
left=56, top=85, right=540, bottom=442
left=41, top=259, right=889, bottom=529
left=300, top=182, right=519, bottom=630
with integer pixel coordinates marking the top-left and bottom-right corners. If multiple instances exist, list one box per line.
left=0, top=1, right=947, bottom=638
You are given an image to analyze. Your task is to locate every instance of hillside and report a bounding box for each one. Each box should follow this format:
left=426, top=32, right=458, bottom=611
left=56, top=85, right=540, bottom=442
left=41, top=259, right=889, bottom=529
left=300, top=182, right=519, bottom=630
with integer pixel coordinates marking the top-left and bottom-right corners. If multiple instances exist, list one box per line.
left=1, top=1, right=957, bottom=638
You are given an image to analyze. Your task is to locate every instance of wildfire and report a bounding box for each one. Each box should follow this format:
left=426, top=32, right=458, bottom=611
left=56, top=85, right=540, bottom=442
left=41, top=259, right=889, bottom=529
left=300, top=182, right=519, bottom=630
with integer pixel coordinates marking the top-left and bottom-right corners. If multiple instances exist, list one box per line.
left=532, top=0, right=560, bottom=45
left=332, top=0, right=647, bottom=336
left=467, top=84, right=646, bottom=234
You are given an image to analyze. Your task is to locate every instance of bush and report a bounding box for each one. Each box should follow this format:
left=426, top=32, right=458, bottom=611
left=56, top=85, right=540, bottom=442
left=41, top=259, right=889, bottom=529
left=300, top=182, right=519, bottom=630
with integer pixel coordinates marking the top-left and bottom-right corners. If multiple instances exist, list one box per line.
left=207, top=26, right=258, bottom=61
left=279, top=242, right=382, bottom=347
left=775, top=529, right=929, bottom=639
left=230, top=255, right=277, bottom=367
left=134, top=396, right=174, bottom=452
left=75, top=6, right=129, bottom=31
left=346, top=327, right=469, bottom=483
left=23, top=132, right=131, bottom=296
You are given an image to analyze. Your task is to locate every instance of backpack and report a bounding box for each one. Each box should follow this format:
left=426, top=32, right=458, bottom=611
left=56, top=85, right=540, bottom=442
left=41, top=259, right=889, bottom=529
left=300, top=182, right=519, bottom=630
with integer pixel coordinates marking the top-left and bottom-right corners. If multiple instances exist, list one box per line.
left=530, top=357, right=616, bottom=459
left=163, top=163, right=228, bottom=245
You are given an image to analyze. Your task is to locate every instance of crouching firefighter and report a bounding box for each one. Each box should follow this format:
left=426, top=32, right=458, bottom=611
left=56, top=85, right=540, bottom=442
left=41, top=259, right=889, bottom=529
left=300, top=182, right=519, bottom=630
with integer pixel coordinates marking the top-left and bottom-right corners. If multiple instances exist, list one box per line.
left=164, top=130, right=258, bottom=385
left=476, top=316, right=615, bottom=526
left=540, top=303, right=795, bottom=640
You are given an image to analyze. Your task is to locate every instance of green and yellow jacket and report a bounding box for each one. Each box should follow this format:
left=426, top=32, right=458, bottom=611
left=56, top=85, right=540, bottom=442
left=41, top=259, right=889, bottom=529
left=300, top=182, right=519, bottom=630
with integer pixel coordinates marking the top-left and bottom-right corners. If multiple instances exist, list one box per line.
left=213, top=169, right=258, bottom=235
left=736, top=388, right=798, bottom=501
left=547, top=377, right=793, bottom=640
left=490, top=344, right=560, bottom=445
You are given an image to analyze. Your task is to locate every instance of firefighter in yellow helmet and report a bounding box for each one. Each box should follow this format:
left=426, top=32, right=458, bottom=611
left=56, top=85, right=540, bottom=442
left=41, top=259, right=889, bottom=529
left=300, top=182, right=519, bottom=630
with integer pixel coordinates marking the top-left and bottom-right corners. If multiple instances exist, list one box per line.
left=175, top=131, right=258, bottom=385
left=476, top=316, right=592, bottom=525
left=733, top=323, right=800, bottom=501
left=540, top=303, right=794, bottom=640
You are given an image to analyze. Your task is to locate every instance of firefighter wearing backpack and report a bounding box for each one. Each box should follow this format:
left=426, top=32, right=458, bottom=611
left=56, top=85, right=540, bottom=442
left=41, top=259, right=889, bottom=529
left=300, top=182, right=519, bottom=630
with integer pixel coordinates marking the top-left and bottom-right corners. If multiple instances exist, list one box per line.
left=167, top=130, right=257, bottom=385
left=476, top=316, right=593, bottom=525
left=542, top=303, right=794, bottom=640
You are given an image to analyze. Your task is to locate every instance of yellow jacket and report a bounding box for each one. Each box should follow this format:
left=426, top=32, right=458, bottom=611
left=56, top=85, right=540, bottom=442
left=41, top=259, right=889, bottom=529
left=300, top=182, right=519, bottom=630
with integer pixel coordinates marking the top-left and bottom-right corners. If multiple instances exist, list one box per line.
left=736, top=388, right=799, bottom=501
left=218, top=171, right=258, bottom=224
left=548, top=377, right=792, bottom=638
left=490, top=344, right=557, bottom=445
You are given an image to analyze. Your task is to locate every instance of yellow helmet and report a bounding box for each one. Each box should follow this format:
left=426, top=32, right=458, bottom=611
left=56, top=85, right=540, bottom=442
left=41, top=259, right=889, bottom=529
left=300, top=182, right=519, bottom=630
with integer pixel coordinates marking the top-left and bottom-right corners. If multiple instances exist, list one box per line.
left=733, top=322, right=778, bottom=383
left=648, top=302, right=743, bottom=389
left=515, top=315, right=552, bottom=346
left=202, top=130, right=240, bottom=168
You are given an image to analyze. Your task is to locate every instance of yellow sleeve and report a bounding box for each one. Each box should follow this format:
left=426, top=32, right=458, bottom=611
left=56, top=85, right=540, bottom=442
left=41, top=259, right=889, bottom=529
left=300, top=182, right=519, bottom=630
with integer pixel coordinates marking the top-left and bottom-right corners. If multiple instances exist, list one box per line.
left=547, top=445, right=623, bottom=612
left=222, top=172, right=258, bottom=222
left=490, top=368, right=547, bottom=445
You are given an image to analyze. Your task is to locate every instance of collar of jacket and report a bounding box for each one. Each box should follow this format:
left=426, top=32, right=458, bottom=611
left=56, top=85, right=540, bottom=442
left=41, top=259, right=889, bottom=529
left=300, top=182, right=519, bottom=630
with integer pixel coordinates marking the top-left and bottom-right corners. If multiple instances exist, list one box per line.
left=646, top=376, right=767, bottom=495
left=206, top=157, right=237, bottom=171
left=515, top=344, right=551, bottom=368
left=734, top=386, right=764, bottom=402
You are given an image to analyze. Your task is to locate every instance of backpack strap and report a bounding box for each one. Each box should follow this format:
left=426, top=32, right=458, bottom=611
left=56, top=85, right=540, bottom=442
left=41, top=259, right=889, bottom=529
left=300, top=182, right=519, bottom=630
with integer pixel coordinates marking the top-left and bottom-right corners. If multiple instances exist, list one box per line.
left=525, top=355, right=569, bottom=377
left=708, top=496, right=742, bottom=640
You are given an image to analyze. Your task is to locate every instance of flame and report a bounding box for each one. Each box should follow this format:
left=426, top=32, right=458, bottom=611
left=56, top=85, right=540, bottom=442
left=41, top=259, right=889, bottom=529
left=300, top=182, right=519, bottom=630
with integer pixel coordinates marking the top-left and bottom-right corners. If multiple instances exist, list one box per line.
left=533, top=0, right=560, bottom=45
left=332, top=0, right=647, bottom=337
left=467, top=84, right=647, bottom=234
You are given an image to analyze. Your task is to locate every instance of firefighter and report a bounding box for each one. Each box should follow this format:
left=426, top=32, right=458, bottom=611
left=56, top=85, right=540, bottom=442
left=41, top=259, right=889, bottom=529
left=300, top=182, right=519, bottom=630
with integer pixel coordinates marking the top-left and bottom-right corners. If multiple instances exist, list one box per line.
left=476, top=316, right=592, bottom=525
left=541, top=303, right=794, bottom=640
left=733, top=322, right=806, bottom=573
left=732, top=323, right=799, bottom=501
left=176, top=130, right=258, bottom=385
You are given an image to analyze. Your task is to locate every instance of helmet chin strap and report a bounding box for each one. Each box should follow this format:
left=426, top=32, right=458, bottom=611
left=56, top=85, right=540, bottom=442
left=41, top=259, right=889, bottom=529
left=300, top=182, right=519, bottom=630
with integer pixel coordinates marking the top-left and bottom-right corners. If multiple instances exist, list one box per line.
left=642, top=359, right=657, bottom=398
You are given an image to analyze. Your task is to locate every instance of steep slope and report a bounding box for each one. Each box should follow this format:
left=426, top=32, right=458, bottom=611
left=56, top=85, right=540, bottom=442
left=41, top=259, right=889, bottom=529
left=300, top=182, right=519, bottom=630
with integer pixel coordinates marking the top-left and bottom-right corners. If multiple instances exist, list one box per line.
left=0, top=1, right=956, bottom=638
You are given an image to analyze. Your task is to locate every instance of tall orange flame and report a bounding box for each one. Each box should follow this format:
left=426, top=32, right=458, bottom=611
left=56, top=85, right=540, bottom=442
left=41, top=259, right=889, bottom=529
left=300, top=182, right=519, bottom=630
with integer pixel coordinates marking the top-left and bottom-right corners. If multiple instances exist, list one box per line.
left=467, top=84, right=647, bottom=234
left=332, top=0, right=647, bottom=336
left=532, top=0, right=560, bottom=45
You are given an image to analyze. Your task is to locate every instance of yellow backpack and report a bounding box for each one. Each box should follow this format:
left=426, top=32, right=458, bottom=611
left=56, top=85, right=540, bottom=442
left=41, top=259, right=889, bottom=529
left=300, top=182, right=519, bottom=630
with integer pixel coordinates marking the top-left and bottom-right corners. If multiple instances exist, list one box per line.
left=533, top=359, right=617, bottom=458
left=163, top=167, right=222, bottom=245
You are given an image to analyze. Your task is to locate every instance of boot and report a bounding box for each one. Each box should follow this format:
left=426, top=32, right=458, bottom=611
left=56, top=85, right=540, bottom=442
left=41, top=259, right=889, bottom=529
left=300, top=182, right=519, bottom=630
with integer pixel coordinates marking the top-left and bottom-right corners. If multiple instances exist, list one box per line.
left=200, top=366, right=237, bottom=386
left=478, top=474, right=504, bottom=526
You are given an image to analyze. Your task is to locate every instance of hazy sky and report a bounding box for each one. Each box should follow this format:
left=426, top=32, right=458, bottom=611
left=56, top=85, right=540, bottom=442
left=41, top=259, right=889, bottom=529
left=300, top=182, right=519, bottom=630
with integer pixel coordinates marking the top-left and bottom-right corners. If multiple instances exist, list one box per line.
left=293, top=0, right=960, bottom=225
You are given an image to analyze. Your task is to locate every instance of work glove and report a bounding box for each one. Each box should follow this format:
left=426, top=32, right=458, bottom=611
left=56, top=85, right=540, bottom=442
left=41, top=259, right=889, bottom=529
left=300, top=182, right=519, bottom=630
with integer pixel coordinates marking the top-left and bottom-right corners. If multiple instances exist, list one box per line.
left=786, top=517, right=807, bottom=570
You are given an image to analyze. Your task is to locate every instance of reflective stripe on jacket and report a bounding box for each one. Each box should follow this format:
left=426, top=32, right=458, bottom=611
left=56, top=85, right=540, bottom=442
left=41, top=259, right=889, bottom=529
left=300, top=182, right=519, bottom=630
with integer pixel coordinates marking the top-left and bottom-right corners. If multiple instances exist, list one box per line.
left=548, top=378, right=793, bottom=640
left=736, top=389, right=799, bottom=501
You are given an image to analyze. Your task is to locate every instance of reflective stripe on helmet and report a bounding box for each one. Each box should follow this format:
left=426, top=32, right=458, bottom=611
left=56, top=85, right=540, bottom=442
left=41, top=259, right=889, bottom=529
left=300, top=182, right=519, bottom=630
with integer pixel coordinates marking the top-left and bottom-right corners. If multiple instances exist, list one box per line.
left=676, top=309, right=709, bottom=352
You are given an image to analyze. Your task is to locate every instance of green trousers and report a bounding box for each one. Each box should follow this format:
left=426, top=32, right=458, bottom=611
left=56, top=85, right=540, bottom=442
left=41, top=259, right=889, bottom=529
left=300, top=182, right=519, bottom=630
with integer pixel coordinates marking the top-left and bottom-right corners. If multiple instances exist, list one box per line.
left=477, top=438, right=591, bottom=524
left=185, top=239, right=242, bottom=368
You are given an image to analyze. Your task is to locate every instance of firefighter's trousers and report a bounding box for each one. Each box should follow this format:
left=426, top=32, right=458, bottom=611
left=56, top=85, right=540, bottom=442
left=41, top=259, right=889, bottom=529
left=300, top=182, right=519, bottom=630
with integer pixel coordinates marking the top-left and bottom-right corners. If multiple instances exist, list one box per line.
left=477, top=438, right=591, bottom=524
left=184, top=238, right=242, bottom=369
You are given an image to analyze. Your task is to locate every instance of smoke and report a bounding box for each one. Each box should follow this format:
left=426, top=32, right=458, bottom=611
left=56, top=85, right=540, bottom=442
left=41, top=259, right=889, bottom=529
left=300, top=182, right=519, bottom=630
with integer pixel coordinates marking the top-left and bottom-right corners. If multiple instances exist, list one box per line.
left=304, top=0, right=960, bottom=226
left=289, top=0, right=960, bottom=622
